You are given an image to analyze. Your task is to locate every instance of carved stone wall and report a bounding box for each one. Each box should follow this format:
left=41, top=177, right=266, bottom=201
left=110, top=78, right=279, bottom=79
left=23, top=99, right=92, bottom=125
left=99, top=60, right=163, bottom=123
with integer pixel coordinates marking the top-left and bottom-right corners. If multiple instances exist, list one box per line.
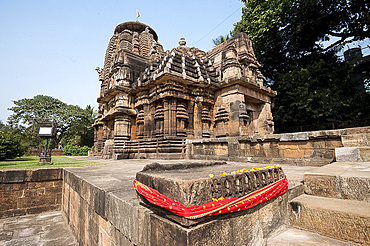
left=94, top=21, right=277, bottom=159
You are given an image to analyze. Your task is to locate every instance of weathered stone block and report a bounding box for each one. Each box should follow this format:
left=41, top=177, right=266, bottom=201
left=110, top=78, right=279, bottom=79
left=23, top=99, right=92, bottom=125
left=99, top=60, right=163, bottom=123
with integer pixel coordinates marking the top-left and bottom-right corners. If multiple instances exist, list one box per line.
left=282, top=149, right=305, bottom=158
left=1, top=170, right=26, bottom=183
left=280, top=132, right=309, bottom=142
left=304, top=174, right=341, bottom=198
left=335, top=147, right=361, bottom=161
left=324, top=138, right=343, bottom=148
left=290, top=194, right=370, bottom=245
left=136, top=162, right=285, bottom=207
left=339, top=176, right=370, bottom=202
left=25, top=168, right=62, bottom=182
left=150, top=214, right=188, bottom=246
left=341, top=134, right=367, bottom=147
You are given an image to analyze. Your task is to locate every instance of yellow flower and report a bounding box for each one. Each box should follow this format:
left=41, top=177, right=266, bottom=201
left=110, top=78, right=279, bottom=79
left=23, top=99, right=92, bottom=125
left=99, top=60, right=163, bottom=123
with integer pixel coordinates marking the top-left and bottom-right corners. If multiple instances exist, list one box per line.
left=209, top=174, right=214, bottom=178
left=212, top=197, right=225, bottom=202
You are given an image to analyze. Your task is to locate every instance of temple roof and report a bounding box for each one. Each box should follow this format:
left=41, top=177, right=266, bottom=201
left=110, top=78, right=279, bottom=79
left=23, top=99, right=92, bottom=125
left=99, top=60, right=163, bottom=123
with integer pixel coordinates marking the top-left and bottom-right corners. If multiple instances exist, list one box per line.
left=135, top=38, right=219, bottom=87
left=114, top=21, right=158, bottom=41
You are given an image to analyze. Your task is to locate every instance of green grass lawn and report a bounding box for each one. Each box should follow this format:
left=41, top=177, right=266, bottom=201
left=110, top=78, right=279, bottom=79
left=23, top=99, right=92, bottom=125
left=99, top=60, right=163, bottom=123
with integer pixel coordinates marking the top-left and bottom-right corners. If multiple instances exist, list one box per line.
left=0, top=156, right=104, bottom=169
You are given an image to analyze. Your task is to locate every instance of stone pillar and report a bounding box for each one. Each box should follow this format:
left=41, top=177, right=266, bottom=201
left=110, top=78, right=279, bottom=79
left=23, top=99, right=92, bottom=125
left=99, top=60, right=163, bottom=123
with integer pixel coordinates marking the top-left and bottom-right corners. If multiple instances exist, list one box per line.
left=187, top=101, right=195, bottom=138
left=163, top=99, right=169, bottom=136
left=194, top=102, right=203, bottom=138
left=114, top=116, right=130, bottom=140
left=169, top=98, right=177, bottom=136
left=201, top=106, right=211, bottom=138
left=154, top=102, right=164, bottom=138
left=143, top=103, right=151, bottom=138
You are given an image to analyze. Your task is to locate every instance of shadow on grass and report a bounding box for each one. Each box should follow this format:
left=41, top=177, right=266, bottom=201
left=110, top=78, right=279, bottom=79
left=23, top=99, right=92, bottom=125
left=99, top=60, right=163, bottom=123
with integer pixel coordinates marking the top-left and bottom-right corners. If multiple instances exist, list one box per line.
left=0, top=156, right=38, bottom=162
left=0, top=156, right=103, bottom=169
left=0, top=163, right=17, bottom=167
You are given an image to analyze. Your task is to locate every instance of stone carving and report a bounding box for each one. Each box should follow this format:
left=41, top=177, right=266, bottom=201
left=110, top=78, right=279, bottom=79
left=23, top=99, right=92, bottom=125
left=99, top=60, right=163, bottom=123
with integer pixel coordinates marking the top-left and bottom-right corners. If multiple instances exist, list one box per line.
left=93, top=21, right=277, bottom=159
left=136, top=162, right=286, bottom=207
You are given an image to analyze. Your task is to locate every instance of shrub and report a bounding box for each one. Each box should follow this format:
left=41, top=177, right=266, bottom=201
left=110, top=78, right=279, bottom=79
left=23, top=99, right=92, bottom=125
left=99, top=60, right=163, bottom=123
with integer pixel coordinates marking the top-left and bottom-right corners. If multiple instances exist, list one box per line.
left=0, top=131, right=26, bottom=160
left=63, top=145, right=93, bottom=156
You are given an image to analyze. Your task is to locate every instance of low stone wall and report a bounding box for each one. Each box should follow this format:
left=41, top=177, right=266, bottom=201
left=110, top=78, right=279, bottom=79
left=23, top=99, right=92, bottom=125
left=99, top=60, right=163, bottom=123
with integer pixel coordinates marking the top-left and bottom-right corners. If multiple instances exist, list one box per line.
left=186, top=128, right=363, bottom=166
left=0, top=168, right=63, bottom=218
left=62, top=169, right=135, bottom=245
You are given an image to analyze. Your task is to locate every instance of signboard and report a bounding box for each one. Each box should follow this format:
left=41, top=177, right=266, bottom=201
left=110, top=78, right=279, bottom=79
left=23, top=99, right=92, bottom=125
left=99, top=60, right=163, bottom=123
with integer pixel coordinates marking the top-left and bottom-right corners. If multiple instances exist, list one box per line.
left=38, top=127, right=54, bottom=137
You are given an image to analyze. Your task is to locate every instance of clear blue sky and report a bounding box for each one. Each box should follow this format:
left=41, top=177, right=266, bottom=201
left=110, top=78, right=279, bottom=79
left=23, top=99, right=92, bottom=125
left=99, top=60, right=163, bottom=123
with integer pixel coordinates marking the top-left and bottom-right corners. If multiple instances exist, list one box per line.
left=0, top=0, right=244, bottom=123
left=1, top=1, right=368, bottom=124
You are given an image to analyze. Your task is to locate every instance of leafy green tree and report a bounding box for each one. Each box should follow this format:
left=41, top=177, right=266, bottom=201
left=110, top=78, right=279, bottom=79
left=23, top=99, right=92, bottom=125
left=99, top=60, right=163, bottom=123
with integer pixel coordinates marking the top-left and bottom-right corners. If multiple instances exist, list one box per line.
left=212, top=34, right=230, bottom=46
left=8, top=95, right=96, bottom=147
left=61, top=105, right=97, bottom=147
left=0, top=130, right=25, bottom=160
left=234, top=0, right=370, bottom=130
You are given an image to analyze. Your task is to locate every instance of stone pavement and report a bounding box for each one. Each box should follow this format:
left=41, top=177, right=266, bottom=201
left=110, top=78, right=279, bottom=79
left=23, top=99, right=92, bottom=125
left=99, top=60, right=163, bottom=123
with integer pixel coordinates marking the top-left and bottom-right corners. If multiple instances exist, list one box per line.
left=0, top=210, right=78, bottom=246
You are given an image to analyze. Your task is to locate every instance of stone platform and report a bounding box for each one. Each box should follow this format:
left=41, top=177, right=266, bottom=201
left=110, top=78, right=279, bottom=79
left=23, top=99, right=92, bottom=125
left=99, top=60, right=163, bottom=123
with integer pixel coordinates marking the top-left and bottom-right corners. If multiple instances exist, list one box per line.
left=2, top=157, right=367, bottom=245
left=61, top=157, right=315, bottom=245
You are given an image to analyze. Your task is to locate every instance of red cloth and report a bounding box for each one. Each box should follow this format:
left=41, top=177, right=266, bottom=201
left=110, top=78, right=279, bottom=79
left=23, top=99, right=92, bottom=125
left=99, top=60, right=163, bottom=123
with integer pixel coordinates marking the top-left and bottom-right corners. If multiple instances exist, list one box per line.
left=133, top=176, right=288, bottom=219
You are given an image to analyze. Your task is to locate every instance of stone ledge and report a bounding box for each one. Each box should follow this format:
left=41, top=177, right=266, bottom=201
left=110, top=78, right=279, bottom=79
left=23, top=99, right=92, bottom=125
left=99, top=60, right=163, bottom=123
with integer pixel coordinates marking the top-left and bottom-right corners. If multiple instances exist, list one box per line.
left=335, top=147, right=370, bottom=162
left=0, top=168, right=62, bottom=184
left=304, top=161, right=370, bottom=202
left=290, top=194, right=370, bottom=245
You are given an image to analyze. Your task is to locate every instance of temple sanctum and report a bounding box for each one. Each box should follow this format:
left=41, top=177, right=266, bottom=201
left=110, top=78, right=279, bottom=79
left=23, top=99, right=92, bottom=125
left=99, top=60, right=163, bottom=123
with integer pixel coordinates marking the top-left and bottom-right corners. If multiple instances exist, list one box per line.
left=93, top=21, right=276, bottom=159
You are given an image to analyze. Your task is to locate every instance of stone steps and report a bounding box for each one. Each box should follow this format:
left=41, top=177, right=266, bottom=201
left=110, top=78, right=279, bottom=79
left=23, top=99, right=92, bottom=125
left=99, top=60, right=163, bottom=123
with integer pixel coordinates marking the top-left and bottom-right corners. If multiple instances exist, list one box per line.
left=267, top=228, right=360, bottom=246
left=303, top=162, right=370, bottom=202
left=341, top=133, right=369, bottom=147
left=289, top=194, right=370, bottom=245
left=337, top=131, right=370, bottom=162
left=270, top=161, right=370, bottom=245
left=335, top=146, right=370, bottom=162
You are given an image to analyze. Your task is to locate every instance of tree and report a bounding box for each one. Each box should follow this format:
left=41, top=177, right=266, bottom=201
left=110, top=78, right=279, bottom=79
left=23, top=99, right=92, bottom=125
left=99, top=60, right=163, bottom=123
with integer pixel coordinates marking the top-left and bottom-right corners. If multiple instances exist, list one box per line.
left=0, top=130, right=25, bottom=160
left=8, top=95, right=96, bottom=147
left=61, top=105, right=97, bottom=147
left=212, top=34, right=230, bottom=46
left=233, top=0, right=370, bottom=130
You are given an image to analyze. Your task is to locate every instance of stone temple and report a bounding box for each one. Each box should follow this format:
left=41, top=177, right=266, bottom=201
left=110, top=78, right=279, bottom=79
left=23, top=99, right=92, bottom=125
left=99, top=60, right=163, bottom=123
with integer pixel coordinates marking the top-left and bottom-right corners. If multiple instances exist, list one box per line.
left=93, top=21, right=276, bottom=159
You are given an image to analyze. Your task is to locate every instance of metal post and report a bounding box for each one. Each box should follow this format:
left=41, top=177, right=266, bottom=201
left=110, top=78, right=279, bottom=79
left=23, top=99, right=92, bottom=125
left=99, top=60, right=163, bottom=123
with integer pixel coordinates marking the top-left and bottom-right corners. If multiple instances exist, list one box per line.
left=44, top=138, right=48, bottom=157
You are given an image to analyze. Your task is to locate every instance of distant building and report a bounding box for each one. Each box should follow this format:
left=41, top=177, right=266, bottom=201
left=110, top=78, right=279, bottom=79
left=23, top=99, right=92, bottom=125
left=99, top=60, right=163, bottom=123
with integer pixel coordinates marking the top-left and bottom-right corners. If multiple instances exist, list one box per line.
left=93, top=21, right=276, bottom=159
left=344, top=47, right=370, bottom=92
